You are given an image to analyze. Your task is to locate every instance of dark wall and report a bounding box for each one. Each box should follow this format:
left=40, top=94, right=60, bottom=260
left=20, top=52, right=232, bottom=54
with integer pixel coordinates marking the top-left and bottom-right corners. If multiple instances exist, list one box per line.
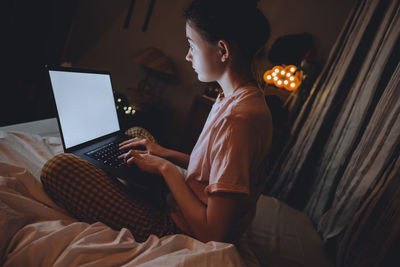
left=1, top=0, right=78, bottom=126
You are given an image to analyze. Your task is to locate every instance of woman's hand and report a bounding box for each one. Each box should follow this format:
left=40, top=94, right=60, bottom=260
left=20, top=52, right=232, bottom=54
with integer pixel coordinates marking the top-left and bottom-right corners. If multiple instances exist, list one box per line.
left=119, top=137, right=190, bottom=169
left=118, top=149, right=168, bottom=176
left=119, top=138, right=168, bottom=158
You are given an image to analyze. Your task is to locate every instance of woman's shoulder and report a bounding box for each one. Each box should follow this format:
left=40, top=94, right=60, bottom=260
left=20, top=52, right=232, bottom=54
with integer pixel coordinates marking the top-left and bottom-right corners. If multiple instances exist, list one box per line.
left=230, top=87, right=271, bottom=119
left=209, top=86, right=272, bottom=132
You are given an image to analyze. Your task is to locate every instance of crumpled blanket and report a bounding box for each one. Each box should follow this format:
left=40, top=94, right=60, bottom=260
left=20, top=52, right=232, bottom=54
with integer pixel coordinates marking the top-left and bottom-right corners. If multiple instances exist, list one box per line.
left=0, top=131, right=62, bottom=181
left=0, top=131, right=245, bottom=266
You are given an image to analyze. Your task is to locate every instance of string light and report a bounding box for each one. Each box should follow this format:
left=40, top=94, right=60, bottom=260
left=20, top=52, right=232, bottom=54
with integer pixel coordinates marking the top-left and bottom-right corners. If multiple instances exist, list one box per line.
left=124, top=106, right=136, bottom=115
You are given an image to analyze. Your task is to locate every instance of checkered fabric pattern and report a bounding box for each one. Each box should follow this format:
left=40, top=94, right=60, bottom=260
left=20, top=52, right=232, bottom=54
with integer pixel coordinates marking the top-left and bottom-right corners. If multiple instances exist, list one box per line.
left=124, top=126, right=157, bottom=143
left=40, top=127, right=182, bottom=242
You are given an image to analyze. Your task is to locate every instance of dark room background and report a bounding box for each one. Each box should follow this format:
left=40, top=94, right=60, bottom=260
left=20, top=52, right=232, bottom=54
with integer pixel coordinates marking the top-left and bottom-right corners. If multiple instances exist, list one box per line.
left=2, top=0, right=355, bottom=150
left=3, top=0, right=78, bottom=127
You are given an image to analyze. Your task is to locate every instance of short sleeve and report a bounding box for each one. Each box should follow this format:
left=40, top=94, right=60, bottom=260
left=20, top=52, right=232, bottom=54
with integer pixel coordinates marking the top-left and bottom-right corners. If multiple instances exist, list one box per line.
left=205, top=115, right=255, bottom=195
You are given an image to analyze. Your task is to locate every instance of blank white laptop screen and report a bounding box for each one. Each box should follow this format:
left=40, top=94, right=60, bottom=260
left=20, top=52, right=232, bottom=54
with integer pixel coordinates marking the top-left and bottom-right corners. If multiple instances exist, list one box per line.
left=49, top=70, right=120, bottom=149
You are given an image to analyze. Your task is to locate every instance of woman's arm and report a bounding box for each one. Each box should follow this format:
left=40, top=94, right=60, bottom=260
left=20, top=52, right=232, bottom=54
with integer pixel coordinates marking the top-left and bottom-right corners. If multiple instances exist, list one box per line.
left=161, top=148, right=190, bottom=169
left=160, top=160, right=241, bottom=243
left=119, top=138, right=190, bottom=168
left=121, top=150, right=241, bottom=243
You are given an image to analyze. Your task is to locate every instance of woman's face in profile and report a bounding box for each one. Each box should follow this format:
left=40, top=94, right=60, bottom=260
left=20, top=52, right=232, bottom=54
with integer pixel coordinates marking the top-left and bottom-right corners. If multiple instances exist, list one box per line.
left=185, top=22, right=224, bottom=83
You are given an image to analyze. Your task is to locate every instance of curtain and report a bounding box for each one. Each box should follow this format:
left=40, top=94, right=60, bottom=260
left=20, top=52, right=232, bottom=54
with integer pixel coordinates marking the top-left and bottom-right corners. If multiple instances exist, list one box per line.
left=267, top=0, right=400, bottom=244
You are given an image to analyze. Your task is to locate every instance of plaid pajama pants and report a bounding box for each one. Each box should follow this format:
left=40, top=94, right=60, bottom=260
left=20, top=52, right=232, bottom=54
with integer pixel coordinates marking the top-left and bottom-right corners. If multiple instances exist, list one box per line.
left=40, top=128, right=182, bottom=243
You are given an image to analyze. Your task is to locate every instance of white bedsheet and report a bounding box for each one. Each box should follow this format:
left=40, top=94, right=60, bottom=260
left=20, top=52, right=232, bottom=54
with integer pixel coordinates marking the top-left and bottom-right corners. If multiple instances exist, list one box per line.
left=0, top=131, right=62, bottom=181
left=0, top=127, right=246, bottom=267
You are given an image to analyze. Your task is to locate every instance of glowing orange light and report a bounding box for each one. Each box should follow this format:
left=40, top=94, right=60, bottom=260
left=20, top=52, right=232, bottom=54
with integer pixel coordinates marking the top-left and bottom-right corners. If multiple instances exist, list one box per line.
left=263, top=64, right=303, bottom=91
left=263, top=70, right=273, bottom=82
left=272, top=66, right=283, bottom=74
left=285, top=65, right=297, bottom=73
left=284, top=76, right=300, bottom=91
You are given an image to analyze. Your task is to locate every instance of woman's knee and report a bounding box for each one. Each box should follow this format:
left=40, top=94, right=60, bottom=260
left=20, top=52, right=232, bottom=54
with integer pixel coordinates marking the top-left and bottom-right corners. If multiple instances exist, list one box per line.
left=41, top=153, right=82, bottom=184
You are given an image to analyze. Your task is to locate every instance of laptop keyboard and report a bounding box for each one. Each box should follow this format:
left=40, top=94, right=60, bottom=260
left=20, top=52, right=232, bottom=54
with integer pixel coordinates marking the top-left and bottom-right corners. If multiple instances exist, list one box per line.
left=85, top=141, right=126, bottom=168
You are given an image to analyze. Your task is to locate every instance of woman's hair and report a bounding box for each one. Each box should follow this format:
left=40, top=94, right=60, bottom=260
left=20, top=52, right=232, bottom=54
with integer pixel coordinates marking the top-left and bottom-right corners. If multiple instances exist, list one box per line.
left=184, top=0, right=270, bottom=59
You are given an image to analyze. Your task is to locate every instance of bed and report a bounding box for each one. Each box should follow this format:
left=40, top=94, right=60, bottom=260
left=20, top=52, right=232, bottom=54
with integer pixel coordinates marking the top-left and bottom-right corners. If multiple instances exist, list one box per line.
left=0, top=118, right=331, bottom=266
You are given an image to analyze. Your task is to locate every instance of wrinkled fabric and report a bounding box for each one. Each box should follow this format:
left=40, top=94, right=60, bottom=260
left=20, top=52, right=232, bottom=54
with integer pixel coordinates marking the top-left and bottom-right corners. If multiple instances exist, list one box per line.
left=0, top=128, right=245, bottom=267
left=0, top=162, right=244, bottom=267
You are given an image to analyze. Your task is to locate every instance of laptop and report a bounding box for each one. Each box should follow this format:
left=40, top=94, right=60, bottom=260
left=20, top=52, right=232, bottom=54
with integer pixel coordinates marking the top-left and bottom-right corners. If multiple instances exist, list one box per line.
left=46, top=66, right=168, bottom=199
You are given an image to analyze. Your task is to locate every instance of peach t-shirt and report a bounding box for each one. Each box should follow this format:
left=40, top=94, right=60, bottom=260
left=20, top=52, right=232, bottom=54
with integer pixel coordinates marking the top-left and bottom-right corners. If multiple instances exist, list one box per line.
left=171, top=86, right=273, bottom=240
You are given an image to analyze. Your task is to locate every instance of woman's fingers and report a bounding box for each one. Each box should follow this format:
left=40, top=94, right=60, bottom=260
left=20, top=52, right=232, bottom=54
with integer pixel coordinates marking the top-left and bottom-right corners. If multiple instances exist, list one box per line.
left=127, top=154, right=139, bottom=165
left=117, top=150, right=129, bottom=161
left=125, top=151, right=163, bottom=175
left=134, top=150, right=147, bottom=154
left=119, top=138, right=147, bottom=150
left=119, top=137, right=138, bottom=146
left=118, top=149, right=146, bottom=164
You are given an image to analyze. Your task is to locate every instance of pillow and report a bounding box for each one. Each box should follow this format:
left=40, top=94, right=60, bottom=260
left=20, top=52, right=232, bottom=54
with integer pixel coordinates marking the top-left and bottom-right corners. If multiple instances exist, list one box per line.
left=245, top=195, right=332, bottom=267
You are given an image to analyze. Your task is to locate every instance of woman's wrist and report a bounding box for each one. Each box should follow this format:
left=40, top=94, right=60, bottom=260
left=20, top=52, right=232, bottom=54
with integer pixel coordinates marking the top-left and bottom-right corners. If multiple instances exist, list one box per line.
left=159, top=160, right=176, bottom=177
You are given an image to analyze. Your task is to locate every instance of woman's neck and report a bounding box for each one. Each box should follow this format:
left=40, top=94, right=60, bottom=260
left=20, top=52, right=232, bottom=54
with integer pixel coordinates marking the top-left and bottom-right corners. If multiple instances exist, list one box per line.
left=218, top=70, right=255, bottom=97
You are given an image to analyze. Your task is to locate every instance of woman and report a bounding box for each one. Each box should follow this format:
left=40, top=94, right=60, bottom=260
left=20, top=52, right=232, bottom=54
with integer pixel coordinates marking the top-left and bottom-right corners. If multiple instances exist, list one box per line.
left=41, top=0, right=272, bottom=244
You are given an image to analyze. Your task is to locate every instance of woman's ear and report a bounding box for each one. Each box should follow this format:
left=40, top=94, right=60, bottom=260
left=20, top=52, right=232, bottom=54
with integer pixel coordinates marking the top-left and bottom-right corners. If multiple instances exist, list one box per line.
left=218, top=40, right=230, bottom=62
